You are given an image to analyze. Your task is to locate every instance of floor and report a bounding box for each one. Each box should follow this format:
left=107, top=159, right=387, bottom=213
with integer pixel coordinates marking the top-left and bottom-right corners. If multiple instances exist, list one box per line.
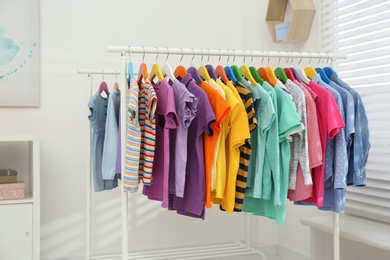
left=206, top=254, right=288, bottom=260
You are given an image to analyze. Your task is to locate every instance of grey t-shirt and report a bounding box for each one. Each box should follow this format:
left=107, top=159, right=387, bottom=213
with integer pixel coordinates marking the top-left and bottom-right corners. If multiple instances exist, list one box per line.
left=284, top=80, right=311, bottom=189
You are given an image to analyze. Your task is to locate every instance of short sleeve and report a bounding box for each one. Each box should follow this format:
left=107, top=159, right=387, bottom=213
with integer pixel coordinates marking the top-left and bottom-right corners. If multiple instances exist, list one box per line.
left=229, top=94, right=248, bottom=149
left=88, top=96, right=96, bottom=122
left=259, top=94, right=275, bottom=136
left=212, top=91, right=231, bottom=132
left=325, top=92, right=345, bottom=138
left=182, top=92, right=199, bottom=128
left=164, top=87, right=179, bottom=129
left=278, top=95, right=302, bottom=140
left=199, top=89, right=216, bottom=137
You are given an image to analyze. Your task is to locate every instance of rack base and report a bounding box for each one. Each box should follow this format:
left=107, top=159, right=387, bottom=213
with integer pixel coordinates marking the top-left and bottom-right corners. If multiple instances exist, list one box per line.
left=91, top=241, right=266, bottom=260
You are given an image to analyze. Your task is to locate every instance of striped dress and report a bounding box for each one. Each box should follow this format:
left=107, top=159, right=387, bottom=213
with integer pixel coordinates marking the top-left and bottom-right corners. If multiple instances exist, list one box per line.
left=138, top=79, right=157, bottom=185
left=123, top=77, right=141, bottom=192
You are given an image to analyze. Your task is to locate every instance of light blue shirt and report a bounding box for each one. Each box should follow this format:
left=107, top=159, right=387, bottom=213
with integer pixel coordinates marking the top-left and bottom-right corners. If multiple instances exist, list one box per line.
left=330, top=71, right=370, bottom=187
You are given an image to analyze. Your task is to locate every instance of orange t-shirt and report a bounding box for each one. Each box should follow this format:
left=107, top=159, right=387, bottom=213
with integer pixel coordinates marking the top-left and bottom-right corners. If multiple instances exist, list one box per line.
left=200, top=81, right=230, bottom=208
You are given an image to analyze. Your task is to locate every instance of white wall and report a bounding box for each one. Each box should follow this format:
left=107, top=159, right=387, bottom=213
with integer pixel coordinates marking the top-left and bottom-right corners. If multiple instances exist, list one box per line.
left=0, top=0, right=330, bottom=259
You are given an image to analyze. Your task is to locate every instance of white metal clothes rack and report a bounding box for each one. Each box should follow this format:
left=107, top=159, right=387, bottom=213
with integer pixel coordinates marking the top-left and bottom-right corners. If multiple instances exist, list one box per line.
left=77, top=69, right=121, bottom=260
left=81, top=46, right=347, bottom=260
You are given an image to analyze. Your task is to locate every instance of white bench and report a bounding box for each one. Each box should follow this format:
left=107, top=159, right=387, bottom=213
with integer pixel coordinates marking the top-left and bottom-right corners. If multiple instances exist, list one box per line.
left=301, top=214, right=390, bottom=260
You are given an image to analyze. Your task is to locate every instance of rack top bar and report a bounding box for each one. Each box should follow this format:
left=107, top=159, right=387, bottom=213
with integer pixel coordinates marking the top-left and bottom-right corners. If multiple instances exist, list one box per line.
left=77, top=69, right=121, bottom=75
left=107, top=46, right=347, bottom=60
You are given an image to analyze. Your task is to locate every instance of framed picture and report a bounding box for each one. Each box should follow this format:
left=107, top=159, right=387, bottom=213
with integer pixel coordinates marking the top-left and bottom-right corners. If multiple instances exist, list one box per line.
left=0, top=0, right=40, bottom=107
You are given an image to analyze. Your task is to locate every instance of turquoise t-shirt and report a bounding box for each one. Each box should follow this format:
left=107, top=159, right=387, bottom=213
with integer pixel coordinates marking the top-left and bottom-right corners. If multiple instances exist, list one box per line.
left=261, top=82, right=280, bottom=204
left=240, top=79, right=275, bottom=197
left=243, top=84, right=302, bottom=225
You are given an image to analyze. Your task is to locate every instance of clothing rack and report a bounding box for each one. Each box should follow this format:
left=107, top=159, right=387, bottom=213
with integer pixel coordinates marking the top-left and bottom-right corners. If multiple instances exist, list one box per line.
left=77, top=69, right=121, bottom=260
left=80, top=46, right=347, bottom=260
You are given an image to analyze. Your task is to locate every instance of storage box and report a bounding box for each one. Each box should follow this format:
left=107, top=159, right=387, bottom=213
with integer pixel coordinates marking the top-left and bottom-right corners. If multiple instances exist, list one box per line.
left=0, top=169, right=18, bottom=184
left=0, top=175, right=17, bottom=184
left=0, top=182, right=25, bottom=200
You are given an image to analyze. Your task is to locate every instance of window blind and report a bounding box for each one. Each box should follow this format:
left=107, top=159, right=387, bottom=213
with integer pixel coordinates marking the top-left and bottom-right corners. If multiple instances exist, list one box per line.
left=321, top=0, right=390, bottom=224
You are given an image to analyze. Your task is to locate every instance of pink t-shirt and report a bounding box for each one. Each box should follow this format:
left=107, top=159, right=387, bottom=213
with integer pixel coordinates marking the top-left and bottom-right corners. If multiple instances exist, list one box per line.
left=302, top=80, right=344, bottom=207
left=143, top=79, right=178, bottom=208
left=288, top=80, right=322, bottom=201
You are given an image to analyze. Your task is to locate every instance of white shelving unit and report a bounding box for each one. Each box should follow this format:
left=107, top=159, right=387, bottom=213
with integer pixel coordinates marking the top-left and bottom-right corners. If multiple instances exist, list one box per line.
left=0, top=134, right=40, bottom=260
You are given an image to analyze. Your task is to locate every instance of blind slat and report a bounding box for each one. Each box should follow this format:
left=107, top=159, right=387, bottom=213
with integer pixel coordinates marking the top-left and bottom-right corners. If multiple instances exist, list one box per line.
left=324, top=4, right=390, bottom=29
left=322, top=0, right=389, bottom=224
left=323, top=19, right=390, bottom=45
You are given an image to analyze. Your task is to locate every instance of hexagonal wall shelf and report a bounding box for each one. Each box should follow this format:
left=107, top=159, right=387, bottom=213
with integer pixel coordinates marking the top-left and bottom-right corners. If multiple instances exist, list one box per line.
left=266, top=0, right=316, bottom=43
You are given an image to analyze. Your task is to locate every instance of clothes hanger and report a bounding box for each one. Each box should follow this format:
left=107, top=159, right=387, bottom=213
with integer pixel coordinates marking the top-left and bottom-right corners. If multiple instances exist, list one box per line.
left=263, top=50, right=278, bottom=84
left=295, top=53, right=311, bottom=85
left=247, top=52, right=264, bottom=84
left=315, top=54, right=331, bottom=83
left=161, top=47, right=176, bottom=81
left=324, top=67, right=335, bottom=79
left=232, top=65, right=243, bottom=81
left=188, top=49, right=203, bottom=84
left=240, top=50, right=258, bottom=85
left=258, top=67, right=274, bottom=85
left=204, top=49, right=217, bottom=80
left=137, top=46, right=149, bottom=86
left=128, top=46, right=135, bottom=78
left=150, top=48, right=164, bottom=83
left=225, top=49, right=238, bottom=84
left=275, top=68, right=288, bottom=83
left=215, top=49, right=229, bottom=84
left=290, top=68, right=301, bottom=82
left=304, top=53, right=318, bottom=79
left=174, top=48, right=188, bottom=79
left=323, top=56, right=335, bottom=79
left=250, top=66, right=264, bottom=84
left=98, top=71, right=110, bottom=96
left=273, top=53, right=288, bottom=83
left=188, top=67, right=203, bottom=84
left=258, top=51, right=276, bottom=86
left=198, top=49, right=212, bottom=81
left=230, top=50, right=243, bottom=81
left=283, top=53, right=295, bottom=81
left=266, top=66, right=278, bottom=85
left=114, top=71, right=120, bottom=92
left=284, top=68, right=295, bottom=81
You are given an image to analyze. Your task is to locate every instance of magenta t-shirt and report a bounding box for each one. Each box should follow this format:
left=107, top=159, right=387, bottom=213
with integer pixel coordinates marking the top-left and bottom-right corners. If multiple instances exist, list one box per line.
left=302, top=80, right=344, bottom=207
left=171, top=74, right=215, bottom=219
left=143, top=79, right=178, bottom=207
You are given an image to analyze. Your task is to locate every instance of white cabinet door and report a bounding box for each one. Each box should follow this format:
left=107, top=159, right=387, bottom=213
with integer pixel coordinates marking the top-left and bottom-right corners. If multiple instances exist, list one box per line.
left=0, top=204, right=32, bottom=260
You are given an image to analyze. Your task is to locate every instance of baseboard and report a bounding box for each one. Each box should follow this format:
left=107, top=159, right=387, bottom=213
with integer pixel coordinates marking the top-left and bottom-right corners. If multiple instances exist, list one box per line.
left=278, top=244, right=310, bottom=260
left=251, top=243, right=279, bottom=255
left=40, top=256, right=83, bottom=260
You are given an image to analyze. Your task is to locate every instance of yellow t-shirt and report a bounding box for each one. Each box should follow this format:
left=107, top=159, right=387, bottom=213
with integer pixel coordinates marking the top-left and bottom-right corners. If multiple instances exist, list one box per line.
left=217, top=80, right=250, bottom=213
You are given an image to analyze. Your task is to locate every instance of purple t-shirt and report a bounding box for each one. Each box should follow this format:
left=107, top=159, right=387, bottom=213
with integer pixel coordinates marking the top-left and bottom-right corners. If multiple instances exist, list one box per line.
left=171, top=74, right=215, bottom=219
left=168, top=79, right=198, bottom=197
left=143, top=79, right=178, bottom=208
